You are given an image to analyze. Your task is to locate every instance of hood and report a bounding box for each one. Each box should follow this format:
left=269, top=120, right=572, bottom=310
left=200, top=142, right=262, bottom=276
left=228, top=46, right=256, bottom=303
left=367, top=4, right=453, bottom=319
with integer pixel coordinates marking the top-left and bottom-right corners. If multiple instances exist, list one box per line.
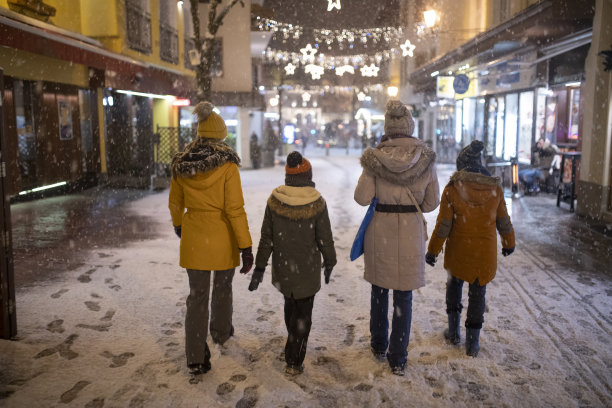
left=449, top=170, right=502, bottom=206
left=268, top=186, right=325, bottom=220
left=171, top=137, right=240, bottom=178
left=360, top=137, right=436, bottom=185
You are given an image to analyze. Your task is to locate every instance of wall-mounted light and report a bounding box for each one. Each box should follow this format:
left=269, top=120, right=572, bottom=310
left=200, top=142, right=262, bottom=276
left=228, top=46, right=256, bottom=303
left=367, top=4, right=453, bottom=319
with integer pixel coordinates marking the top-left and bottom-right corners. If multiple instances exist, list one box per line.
left=173, top=99, right=191, bottom=106
left=177, top=0, right=184, bottom=6
left=19, top=181, right=67, bottom=196
left=387, top=86, right=399, bottom=97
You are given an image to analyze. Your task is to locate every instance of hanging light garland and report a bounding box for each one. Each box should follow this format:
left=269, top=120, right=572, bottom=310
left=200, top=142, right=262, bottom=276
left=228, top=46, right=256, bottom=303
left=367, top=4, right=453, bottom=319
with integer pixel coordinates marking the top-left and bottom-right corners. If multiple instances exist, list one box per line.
left=254, top=16, right=406, bottom=48
left=264, top=47, right=399, bottom=70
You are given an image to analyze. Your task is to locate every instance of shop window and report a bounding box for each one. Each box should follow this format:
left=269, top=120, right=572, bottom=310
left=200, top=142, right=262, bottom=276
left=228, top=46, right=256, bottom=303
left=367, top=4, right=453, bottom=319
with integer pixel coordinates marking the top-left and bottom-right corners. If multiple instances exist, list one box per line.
left=544, top=96, right=558, bottom=144
left=126, top=0, right=152, bottom=54
left=462, top=98, right=476, bottom=146
left=535, top=88, right=547, bottom=142
left=13, top=80, right=37, bottom=189
left=78, top=90, right=94, bottom=173
left=486, top=97, right=497, bottom=156
left=518, top=91, right=534, bottom=164
left=495, top=96, right=505, bottom=158
left=504, top=93, right=518, bottom=161
left=475, top=98, right=485, bottom=142
left=455, top=99, right=463, bottom=146
left=567, top=87, right=580, bottom=141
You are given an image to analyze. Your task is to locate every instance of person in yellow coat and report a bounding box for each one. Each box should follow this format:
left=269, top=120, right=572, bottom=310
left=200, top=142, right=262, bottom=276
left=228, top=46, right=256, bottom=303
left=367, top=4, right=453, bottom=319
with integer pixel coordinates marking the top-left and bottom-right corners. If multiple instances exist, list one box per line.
left=168, top=101, right=253, bottom=377
left=426, top=140, right=515, bottom=357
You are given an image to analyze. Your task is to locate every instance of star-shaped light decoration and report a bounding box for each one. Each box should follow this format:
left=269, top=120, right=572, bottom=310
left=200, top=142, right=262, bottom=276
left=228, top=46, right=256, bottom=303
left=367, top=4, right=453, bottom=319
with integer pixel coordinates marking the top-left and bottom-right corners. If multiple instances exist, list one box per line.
left=400, top=40, right=416, bottom=57
left=327, top=0, right=341, bottom=11
left=305, top=64, right=325, bottom=80
left=301, top=92, right=311, bottom=102
left=360, top=64, right=380, bottom=77
left=284, top=63, right=297, bottom=75
left=335, top=65, right=355, bottom=76
left=357, top=91, right=366, bottom=101
left=300, top=44, right=318, bottom=63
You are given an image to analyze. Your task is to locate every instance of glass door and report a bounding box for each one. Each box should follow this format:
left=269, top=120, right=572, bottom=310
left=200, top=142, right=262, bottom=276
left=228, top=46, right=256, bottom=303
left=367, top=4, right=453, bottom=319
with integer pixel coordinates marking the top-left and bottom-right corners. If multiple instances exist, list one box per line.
left=518, top=91, right=534, bottom=164
left=503, top=93, right=518, bottom=160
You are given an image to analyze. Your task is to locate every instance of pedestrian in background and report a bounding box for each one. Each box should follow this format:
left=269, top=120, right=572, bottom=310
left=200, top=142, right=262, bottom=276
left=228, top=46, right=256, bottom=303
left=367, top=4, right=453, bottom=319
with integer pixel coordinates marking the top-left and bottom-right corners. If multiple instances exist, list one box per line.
left=354, top=100, right=440, bottom=376
left=169, top=101, right=253, bottom=377
left=248, top=151, right=336, bottom=376
left=426, top=140, right=515, bottom=357
left=519, top=136, right=559, bottom=194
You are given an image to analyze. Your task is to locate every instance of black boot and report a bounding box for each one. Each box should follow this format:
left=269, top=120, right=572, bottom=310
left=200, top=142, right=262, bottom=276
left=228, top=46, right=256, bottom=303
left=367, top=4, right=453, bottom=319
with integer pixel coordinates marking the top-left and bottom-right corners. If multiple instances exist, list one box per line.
left=189, top=343, right=211, bottom=375
left=465, top=328, right=480, bottom=357
left=444, top=312, right=461, bottom=345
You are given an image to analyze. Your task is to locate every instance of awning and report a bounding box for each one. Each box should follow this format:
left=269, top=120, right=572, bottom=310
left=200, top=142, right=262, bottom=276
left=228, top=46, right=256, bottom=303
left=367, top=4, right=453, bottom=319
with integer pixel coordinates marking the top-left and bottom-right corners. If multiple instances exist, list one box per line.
left=0, top=7, right=195, bottom=97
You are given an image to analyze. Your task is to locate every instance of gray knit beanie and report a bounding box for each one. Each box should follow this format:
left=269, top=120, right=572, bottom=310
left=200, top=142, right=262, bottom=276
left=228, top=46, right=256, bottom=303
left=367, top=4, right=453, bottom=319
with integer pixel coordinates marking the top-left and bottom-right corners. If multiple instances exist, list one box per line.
left=456, top=140, right=486, bottom=172
left=384, top=100, right=415, bottom=137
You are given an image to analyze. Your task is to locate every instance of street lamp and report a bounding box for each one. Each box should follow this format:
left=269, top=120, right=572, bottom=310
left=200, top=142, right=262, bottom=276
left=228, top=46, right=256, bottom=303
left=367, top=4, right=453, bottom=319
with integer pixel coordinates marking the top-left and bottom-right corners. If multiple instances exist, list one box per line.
left=387, top=86, right=399, bottom=97
left=423, top=9, right=439, bottom=28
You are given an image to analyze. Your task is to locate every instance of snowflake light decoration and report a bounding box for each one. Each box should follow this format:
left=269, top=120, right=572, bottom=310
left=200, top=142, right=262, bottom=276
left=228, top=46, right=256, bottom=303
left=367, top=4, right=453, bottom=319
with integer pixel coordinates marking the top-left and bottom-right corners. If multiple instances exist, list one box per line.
left=284, top=63, right=297, bottom=75
left=302, top=92, right=311, bottom=102
left=305, top=64, right=325, bottom=80
left=400, top=40, right=416, bottom=57
left=335, top=65, right=355, bottom=76
left=360, top=64, right=380, bottom=77
left=327, top=0, right=341, bottom=11
left=300, top=44, right=318, bottom=63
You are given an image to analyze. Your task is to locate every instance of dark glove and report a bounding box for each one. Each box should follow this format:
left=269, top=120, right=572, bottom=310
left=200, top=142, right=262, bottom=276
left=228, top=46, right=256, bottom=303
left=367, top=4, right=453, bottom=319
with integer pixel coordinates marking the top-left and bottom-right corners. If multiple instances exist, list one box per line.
left=239, top=247, right=254, bottom=274
left=425, top=252, right=437, bottom=266
left=324, top=267, right=333, bottom=284
left=248, top=268, right=265, bottom=291
left=502, top=247, right=515, bottom=257
left=174, top=225, right=181, bottom=238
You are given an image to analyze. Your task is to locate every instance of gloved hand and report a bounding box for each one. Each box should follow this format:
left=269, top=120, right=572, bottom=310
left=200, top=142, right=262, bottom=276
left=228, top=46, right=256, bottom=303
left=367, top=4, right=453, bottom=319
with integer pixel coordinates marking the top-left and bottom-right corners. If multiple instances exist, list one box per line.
left=425, top=252, right=436, bottom=266
left=239, top=247, right=254, bottom=274
left=324, top=267, right=333, bottom=284
left=502, top=247, right=515, bottom=257
left=174, top=225, right=181, bottom=238
left=248, top=268, right=265, bottom=291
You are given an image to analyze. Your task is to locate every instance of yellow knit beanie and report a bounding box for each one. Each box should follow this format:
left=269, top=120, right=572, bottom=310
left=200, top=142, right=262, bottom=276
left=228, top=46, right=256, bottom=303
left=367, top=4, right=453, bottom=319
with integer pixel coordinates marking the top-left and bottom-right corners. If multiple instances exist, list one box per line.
left=194, top=101, right=227, bottom=139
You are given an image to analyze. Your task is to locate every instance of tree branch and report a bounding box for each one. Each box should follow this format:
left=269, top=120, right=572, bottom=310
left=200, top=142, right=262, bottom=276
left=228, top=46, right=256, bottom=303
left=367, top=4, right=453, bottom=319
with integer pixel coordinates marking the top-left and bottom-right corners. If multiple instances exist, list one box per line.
left=214, top=0, right=245, bottom=28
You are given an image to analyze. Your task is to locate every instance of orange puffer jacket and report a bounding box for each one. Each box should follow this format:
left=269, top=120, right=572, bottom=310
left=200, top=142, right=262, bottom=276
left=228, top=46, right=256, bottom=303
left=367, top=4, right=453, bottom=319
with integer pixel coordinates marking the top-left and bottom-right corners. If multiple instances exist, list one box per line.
left=427, top=170, right=515, bottom=286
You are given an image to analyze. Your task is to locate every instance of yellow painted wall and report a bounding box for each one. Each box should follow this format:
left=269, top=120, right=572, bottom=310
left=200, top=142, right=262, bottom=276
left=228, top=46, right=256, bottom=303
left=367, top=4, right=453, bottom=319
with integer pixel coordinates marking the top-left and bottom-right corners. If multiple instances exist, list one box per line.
left=153, top=99, right=177, bottom=128
left=79, top=0, right=119, bottom=37
left=45, top=0, right=82, bottom=32
left=0, top=47, right=89, bottom=87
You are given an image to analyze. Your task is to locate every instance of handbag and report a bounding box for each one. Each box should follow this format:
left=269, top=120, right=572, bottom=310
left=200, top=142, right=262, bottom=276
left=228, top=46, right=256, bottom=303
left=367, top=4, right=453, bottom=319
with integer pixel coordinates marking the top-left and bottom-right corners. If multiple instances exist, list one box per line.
left=350, top=196, right=378, bottom=261
left=405, top=187, right=428, bottom=241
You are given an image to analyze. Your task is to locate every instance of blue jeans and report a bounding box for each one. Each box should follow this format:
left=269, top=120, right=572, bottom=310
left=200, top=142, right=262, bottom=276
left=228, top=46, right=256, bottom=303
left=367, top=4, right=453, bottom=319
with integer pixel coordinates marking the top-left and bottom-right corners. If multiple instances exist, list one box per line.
left=446, top=275, right=487, bottom=329
left=370, top=285, right=412, bottom=368
left=519, top=168, right=542, bottom=190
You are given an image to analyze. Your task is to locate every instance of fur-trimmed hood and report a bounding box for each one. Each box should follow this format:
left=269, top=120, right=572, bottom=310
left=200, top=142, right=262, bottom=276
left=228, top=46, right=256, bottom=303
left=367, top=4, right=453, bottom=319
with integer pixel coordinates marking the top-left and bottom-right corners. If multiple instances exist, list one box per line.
left=360, top=137, right=436, bottom=185
left=171, top=137, right=240, bottom=178
left=268, top=186, right=325, bottom=220
left=449, top=170, right=501, bottom=206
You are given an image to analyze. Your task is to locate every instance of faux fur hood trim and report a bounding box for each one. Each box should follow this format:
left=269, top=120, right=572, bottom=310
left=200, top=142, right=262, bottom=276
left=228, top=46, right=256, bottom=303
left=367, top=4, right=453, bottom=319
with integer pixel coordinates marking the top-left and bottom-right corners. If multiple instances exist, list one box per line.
left=271, top=185, right=321, bottom=206
left=360, top=138, right=436, bottom=185
left=268, top=194, right=326, bottom=220
left=449, top=170, right=501, bottom=186
left=171, top=137, right=240, bottom=178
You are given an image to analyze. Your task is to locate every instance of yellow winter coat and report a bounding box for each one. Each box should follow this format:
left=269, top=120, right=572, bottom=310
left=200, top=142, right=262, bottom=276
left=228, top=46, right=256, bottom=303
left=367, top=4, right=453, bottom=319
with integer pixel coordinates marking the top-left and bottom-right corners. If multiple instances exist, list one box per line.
left=168, top=138, right=252, bottom=271
left=427, top=170, right=515, bottom=285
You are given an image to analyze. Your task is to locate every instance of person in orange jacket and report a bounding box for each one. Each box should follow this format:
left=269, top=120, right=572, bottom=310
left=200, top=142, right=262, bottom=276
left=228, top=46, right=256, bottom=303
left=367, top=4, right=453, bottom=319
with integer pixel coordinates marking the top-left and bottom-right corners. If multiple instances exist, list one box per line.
left=169, top=101, right=253, bottom=376
left=425, top=140, right=515, bottom=357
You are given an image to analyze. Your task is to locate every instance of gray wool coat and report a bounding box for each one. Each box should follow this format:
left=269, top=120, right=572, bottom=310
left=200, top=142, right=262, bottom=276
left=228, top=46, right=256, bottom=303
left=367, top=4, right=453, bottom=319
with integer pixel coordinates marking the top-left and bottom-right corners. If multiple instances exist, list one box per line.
left=354, top=137, right=440, bottom=291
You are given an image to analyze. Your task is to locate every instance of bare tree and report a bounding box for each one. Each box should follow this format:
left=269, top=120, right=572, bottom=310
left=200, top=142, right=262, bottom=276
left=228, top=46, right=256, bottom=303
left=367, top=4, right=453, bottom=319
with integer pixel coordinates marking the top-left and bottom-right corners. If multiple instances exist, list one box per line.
left=189, top=0, right=245, bottom=102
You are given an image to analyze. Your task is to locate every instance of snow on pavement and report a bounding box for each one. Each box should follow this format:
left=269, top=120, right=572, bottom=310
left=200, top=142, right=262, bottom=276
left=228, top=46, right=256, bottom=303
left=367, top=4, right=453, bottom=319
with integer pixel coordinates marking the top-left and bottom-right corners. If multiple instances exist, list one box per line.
left=0, top=152, right=610, bottom=407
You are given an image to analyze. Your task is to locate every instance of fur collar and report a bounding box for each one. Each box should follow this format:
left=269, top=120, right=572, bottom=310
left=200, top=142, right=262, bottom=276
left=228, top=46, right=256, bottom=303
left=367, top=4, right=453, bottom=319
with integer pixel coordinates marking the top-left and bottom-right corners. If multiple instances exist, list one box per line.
left=449, top=170, right=501, bottom=186
left=171, top=138, right=240, bottom=178
left=268, top=194, right=326, bottom=220
left=360, top=138, right=436, bottom=185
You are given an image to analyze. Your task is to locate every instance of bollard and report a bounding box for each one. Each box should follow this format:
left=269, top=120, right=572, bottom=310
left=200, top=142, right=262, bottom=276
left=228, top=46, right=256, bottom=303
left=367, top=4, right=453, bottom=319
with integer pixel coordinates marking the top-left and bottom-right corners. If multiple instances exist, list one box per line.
left=325, top=143, right=330, bottom=156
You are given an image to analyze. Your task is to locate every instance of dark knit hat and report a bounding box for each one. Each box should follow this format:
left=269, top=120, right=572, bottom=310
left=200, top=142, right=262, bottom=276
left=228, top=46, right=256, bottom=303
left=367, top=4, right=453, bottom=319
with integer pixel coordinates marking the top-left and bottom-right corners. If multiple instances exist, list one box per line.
left=456, top=140, right=490, bottom=175
left=285, top=151, right=315, bottom=187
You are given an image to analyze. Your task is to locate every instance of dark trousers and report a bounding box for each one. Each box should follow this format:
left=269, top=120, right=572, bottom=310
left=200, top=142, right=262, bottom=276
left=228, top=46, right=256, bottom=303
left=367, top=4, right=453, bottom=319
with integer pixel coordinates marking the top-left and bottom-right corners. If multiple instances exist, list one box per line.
left=370, top=285, right=413, bottom=368
left=446, top=275, right=487, bottom=329
left=185, top=268, right=234, bottom=366
left=283, top=295, right=315, bottom=367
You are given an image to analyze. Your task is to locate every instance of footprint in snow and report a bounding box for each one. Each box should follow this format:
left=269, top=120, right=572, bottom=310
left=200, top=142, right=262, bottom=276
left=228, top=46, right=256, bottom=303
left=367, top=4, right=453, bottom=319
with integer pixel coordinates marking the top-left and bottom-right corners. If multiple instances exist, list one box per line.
left=85, top=301, right=101, bottom=312
left=50, top=289, right=69, bottom=299
left=35, top=334, right=79, bottom=360
left=59, top=380, right=91, bottom=404
left=46, top=319, right=65, bottom=333
left=101, top=351, right=135, bottom=368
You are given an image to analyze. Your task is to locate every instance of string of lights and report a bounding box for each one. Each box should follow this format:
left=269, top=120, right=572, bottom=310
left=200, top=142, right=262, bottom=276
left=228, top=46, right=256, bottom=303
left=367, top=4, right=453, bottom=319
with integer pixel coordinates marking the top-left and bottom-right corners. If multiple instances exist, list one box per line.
left=263, top=47, right=399, bottom=69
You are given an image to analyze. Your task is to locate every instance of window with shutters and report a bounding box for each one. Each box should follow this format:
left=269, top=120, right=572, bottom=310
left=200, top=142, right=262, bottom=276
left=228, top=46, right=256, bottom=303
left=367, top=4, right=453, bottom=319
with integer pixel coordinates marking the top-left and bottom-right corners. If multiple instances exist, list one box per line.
left=125, top=0, right=152, bottom=54
left=159, top=0, right=178, bottom=64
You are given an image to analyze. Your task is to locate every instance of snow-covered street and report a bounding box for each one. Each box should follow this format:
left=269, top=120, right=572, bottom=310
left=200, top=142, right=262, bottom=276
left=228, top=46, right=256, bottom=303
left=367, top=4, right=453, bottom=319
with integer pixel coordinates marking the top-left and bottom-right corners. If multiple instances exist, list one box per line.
left=1, top=150, right=611, bottom=407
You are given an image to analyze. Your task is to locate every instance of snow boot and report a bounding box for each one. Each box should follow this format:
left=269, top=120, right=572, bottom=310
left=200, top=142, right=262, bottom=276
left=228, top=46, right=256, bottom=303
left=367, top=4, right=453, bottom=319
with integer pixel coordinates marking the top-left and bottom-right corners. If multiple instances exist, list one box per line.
left=465, top=328, right=480, bottom=357
left=444, top=312, right=461, bottom=345
left=188, top=343, right=211, bottom=375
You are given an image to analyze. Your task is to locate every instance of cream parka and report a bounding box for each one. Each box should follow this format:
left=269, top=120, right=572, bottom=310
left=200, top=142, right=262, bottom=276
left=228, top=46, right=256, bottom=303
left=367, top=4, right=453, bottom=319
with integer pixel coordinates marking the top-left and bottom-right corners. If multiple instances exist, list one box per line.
left=168, top=138, right=252, bottom=271
left=354, top=137, right=440, bottom=291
